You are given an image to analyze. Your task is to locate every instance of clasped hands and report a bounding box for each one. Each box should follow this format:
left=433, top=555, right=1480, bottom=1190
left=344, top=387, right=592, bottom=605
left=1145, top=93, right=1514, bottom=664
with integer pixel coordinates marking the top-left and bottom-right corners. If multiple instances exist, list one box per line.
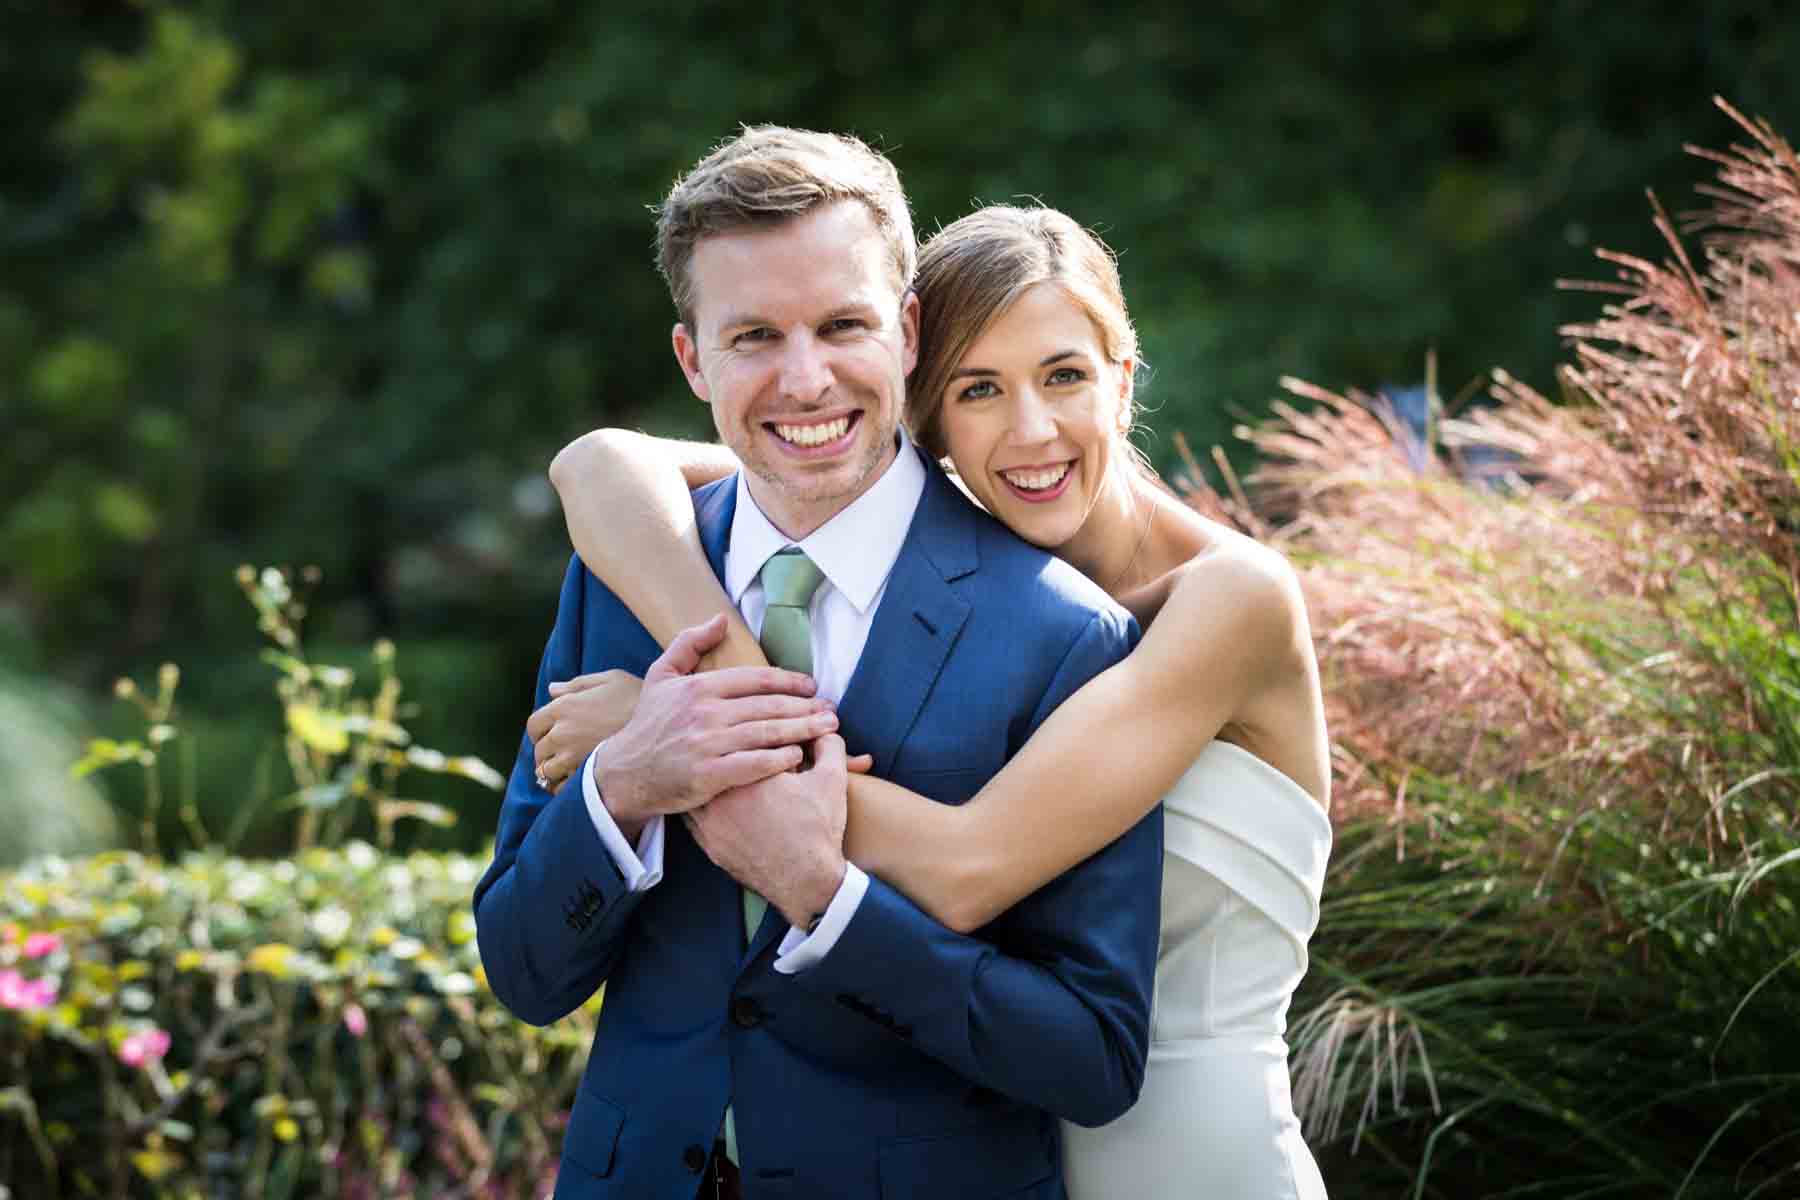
left=530, top=613, right=857, bottom=929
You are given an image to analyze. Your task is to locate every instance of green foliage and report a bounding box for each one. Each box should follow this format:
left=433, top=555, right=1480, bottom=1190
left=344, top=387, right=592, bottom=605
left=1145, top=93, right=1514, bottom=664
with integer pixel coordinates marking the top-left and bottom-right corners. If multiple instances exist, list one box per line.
left=6, top=4, right=1800, bottom=822
left=73, top=565, right=504, bottom=860
left=0, top=674, right=119, bottom=868
left=1300, top=800, right=1800, bottom=1198
left=0, top=845, right=586, bottom=1197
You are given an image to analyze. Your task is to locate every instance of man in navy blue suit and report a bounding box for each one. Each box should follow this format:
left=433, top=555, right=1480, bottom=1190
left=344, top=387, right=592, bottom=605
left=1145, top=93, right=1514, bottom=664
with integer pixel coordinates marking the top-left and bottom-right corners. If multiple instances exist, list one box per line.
left=474, top=126, right=1162, bottom=1199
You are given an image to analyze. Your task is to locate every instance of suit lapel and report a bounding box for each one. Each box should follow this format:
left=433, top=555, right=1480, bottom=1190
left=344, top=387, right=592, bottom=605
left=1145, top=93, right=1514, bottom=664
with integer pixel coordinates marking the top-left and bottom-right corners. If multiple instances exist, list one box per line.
left=833, top=462, right=977, bottom=778
left=694, top=474, right=737, bottom=579
left=740, top=462, right=981, bottom=961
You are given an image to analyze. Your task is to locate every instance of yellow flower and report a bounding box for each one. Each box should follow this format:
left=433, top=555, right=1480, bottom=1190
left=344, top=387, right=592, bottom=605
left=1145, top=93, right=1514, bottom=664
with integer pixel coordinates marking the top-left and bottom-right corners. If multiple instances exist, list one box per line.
left=246, top=943, right=294, bottom=978
left=273, top=1117, right=300, bottom=1143
left=133, top=1148, right=183, bottom=1181
left=446, top=910, right=476, bottom=946
left=286, top=704, right=349, bottom=754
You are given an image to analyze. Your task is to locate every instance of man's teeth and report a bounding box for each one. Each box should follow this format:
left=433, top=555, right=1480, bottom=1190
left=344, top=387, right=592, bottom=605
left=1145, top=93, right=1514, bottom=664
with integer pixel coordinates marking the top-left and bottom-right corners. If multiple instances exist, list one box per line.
left=773, top=417, right=851, bottom=447
left=1002, top=464, right=1071, bottom=491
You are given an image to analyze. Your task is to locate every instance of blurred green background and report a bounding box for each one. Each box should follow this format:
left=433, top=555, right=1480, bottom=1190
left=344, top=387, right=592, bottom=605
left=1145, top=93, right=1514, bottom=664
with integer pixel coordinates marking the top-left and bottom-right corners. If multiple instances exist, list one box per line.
left=4, top=1, right=1796, bottom=855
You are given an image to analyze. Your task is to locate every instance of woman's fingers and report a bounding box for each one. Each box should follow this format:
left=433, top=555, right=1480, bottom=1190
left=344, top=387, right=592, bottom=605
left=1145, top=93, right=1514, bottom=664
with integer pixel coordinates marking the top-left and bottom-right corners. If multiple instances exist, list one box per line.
left=845, top=753, right=874, bottom=775
left=548, top=671, right=610, bottom=697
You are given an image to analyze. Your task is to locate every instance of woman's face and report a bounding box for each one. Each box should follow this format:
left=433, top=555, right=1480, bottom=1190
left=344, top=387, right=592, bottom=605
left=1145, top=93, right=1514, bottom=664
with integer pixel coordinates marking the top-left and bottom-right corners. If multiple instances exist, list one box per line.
left=936, top=282, right=1132, bottom=549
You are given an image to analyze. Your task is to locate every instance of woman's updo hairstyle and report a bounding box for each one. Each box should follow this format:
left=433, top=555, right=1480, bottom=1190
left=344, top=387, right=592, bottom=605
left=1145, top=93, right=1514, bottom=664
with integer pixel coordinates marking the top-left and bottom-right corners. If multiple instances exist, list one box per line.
left=907, top=205, right=1141, bottom=459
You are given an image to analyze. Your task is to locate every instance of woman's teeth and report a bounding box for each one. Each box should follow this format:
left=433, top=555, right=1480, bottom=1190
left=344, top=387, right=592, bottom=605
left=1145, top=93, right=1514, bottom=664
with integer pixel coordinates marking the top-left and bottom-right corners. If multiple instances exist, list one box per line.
left=774, top=416, right=851, bottom=446
left=1002, top=464, right=1070, bottom=491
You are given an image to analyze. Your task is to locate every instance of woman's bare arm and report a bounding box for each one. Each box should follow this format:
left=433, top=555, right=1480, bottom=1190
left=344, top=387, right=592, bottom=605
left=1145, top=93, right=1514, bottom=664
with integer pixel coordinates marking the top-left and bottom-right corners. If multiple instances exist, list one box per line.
left=848, top=546, right=1313, bottom=932
left=546, top=431, right=1312, bottom=933
left=549, top=429, right=764, bottom=671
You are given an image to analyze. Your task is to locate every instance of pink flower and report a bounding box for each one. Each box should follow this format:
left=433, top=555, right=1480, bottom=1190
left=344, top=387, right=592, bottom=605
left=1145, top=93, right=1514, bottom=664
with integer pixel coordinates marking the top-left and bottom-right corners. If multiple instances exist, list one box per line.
left=0, top=969, right=56, bottom=1011
left=118, top=1028, right=172, bottom=1068
left=343, top=1002, right=368, bottom=1038
left=22, top=932, right=62, bottom=959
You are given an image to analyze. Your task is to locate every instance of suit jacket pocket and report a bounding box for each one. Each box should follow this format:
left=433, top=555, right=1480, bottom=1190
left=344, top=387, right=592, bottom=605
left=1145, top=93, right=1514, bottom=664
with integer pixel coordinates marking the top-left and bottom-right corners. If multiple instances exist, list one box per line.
left=559, top=1093, right=626, bottom=1179
left=877, top=1119, right=1055, bottom=1198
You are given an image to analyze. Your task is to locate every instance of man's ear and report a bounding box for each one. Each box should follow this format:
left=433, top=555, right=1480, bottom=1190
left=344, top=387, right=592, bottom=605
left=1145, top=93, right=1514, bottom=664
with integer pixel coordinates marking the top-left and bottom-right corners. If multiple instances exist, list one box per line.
left=672, top=322, right=709, bottom=402
left=899, top=289, right=921, bottom=379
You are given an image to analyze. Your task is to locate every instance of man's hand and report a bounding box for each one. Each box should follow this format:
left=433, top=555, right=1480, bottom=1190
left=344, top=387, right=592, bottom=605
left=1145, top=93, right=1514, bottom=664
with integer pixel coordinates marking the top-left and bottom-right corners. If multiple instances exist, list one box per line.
left=686, top=733, right=849, bottom=930
left=594, top=614, right=837, bottom=838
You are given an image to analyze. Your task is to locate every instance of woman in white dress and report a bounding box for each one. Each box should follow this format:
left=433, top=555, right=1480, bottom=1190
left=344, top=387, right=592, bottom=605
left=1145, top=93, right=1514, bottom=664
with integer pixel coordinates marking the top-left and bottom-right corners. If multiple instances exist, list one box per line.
left=530, top=204, right=1331, bottom=1199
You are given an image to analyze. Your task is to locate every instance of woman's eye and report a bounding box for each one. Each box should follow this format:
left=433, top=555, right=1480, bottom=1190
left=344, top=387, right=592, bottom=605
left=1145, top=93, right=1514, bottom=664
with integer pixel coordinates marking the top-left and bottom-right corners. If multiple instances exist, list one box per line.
left=957, top=380, right=998, bottom=402
left=1047, top=366, right=1086, bottom=385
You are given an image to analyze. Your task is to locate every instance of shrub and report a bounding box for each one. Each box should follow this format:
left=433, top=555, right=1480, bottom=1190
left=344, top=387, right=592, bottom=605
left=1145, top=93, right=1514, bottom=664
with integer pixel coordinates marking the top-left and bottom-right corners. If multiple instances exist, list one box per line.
left=1187, top=99, right=1800, bottom=1197
left=0, top=844, right=592, bottom=1198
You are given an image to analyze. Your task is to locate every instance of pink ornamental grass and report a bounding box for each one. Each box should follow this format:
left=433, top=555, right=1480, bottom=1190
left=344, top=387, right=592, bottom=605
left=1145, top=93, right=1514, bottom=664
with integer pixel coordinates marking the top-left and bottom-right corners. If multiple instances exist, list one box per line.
left=118, top=1027, right=172, bottom=1068
left=22, top=931, right=63, bottom=959
left=0, top=968, right=58, bottom=1011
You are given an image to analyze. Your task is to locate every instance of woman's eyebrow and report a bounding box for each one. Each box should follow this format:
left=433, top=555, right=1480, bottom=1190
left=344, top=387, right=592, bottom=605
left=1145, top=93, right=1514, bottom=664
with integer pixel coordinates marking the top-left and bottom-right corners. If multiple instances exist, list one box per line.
left=950, top=349, right=1084, bottom=380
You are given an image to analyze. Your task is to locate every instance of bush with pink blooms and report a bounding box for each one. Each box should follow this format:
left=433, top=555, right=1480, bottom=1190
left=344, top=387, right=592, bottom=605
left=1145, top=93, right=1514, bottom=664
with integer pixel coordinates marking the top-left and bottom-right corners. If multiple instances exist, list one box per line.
left=0, top=846, right=589, bottom=1197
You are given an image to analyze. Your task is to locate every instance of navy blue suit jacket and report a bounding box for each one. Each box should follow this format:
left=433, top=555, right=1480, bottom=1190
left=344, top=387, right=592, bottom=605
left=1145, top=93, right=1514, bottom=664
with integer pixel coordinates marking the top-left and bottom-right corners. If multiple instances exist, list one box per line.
left=474, top=456, right=1163, bottom=1199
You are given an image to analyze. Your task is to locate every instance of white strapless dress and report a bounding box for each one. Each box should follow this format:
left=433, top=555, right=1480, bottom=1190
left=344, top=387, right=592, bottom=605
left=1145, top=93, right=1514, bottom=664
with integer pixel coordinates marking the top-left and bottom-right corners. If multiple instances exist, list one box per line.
left=1062, top=741, right=1332, bottom=1199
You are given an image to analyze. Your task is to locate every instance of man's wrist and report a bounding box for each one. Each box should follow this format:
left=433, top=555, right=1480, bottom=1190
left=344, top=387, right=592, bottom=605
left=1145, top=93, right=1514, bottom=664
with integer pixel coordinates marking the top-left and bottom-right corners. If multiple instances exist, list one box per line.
left=782, top=855, right=848, bottom=930
left=593, top=740, right=648, bottom=841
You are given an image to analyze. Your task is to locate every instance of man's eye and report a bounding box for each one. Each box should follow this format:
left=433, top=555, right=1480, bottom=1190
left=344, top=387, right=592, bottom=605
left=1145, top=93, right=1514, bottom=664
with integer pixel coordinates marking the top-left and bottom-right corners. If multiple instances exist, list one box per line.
left=734, top=328, right=775, bottom=346
left=957, top=380, right=998, bottom=402
left=1047, top=366, right=1086, bottom=385
left=825, top=318, right=865, bottom=334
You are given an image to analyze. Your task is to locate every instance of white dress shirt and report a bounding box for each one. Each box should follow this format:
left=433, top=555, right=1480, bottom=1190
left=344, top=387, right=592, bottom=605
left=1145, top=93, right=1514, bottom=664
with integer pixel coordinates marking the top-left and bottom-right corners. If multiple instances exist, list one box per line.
left=579, top=435, right=927, bottom=972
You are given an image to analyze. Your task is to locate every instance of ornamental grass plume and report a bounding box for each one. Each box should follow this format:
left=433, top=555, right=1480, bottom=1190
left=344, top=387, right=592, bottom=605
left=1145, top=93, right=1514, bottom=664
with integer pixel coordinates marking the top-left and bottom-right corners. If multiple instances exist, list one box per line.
left=1194, top=97, right=1800, bottom=858
left=1186, top=99, right=1800, bottom=1197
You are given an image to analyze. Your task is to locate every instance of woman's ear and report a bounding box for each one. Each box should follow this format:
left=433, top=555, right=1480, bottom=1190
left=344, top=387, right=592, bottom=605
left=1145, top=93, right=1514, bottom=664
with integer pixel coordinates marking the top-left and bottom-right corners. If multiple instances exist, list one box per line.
left=1115, top=357, right=1137, bottom=434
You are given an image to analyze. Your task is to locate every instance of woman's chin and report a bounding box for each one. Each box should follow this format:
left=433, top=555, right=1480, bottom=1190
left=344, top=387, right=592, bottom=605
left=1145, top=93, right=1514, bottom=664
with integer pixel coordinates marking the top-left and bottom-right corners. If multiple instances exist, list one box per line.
left=995, top=503, right=1081, bottom=550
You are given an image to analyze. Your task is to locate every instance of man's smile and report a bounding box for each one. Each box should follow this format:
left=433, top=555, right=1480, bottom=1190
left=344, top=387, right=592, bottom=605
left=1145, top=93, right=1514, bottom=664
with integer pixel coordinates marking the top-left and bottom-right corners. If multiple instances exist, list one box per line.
left=765, top=410, right=862, bottom=456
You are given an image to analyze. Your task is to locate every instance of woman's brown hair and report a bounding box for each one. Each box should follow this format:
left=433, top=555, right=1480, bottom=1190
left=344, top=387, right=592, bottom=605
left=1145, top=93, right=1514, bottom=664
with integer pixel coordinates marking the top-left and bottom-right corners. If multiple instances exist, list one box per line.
left=908, top=205, right=1140, bottom=459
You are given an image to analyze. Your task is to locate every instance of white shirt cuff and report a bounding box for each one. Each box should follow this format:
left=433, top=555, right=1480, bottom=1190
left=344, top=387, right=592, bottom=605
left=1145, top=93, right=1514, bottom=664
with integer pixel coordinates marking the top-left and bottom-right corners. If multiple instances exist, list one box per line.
left=581, top=750, right=664, bottom=892
left=772, top=863, right=869, bottom=975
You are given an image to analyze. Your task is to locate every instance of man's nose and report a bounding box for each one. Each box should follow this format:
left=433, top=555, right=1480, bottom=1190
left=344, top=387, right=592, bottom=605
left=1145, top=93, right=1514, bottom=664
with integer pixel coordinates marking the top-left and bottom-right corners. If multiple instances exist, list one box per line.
left=1009, top=388, right=1058, bottom=444
left=777, top=332, right=833, bottom=403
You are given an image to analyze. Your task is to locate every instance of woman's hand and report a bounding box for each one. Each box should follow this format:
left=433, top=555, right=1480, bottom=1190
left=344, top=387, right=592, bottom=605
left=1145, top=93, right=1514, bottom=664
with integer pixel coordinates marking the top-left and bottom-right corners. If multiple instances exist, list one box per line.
left=527, top=670, right=644, bottom=793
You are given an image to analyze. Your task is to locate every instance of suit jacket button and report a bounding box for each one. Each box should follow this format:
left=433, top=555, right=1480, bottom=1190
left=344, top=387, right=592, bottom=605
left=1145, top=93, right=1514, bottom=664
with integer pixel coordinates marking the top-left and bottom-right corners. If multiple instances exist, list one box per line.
left=682, top=1143, right=707, bottom=1173
left=732, top=996, right=764, bottom=1029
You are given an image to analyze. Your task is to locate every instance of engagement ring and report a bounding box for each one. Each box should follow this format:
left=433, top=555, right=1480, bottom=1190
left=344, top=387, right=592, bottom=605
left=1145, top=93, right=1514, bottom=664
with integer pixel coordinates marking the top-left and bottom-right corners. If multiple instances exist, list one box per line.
left=535, top=768, right=551, bottom=791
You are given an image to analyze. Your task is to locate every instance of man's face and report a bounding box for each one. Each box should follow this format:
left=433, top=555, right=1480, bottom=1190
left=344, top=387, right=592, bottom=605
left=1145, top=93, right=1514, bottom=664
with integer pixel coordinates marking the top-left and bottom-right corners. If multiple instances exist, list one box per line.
left=673, top=202, right=919, bottom=539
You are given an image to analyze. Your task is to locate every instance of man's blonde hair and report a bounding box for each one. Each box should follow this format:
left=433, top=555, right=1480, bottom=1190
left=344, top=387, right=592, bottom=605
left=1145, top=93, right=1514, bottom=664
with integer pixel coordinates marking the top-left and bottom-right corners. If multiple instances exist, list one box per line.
left=655, top=126, right=917, bottom=328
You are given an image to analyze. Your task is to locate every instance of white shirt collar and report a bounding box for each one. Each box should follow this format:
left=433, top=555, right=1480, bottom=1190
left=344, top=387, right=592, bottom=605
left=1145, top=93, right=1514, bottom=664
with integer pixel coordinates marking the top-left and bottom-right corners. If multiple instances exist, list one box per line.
left=724, top=431, right=927, bottom=614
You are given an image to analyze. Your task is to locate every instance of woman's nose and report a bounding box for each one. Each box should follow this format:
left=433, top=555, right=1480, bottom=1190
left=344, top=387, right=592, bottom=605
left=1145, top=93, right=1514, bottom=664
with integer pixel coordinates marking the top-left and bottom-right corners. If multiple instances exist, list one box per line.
left=777, top=332, right=833, bottom=403
left=1009, top=389, right=1058, bottom=444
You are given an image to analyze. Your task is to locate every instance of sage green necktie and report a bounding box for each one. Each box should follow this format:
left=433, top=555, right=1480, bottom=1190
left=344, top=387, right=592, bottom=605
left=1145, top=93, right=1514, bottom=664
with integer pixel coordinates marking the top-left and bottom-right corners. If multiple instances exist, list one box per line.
left=741, top=547, right=826, bottom=939
left=726, top=547, right=825, bottom=1167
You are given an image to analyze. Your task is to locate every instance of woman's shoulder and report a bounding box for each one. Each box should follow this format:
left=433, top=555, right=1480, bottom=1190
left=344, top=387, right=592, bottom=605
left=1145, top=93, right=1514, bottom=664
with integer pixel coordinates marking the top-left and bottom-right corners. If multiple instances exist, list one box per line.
left=1142, top=528, right=1308, bottom=671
